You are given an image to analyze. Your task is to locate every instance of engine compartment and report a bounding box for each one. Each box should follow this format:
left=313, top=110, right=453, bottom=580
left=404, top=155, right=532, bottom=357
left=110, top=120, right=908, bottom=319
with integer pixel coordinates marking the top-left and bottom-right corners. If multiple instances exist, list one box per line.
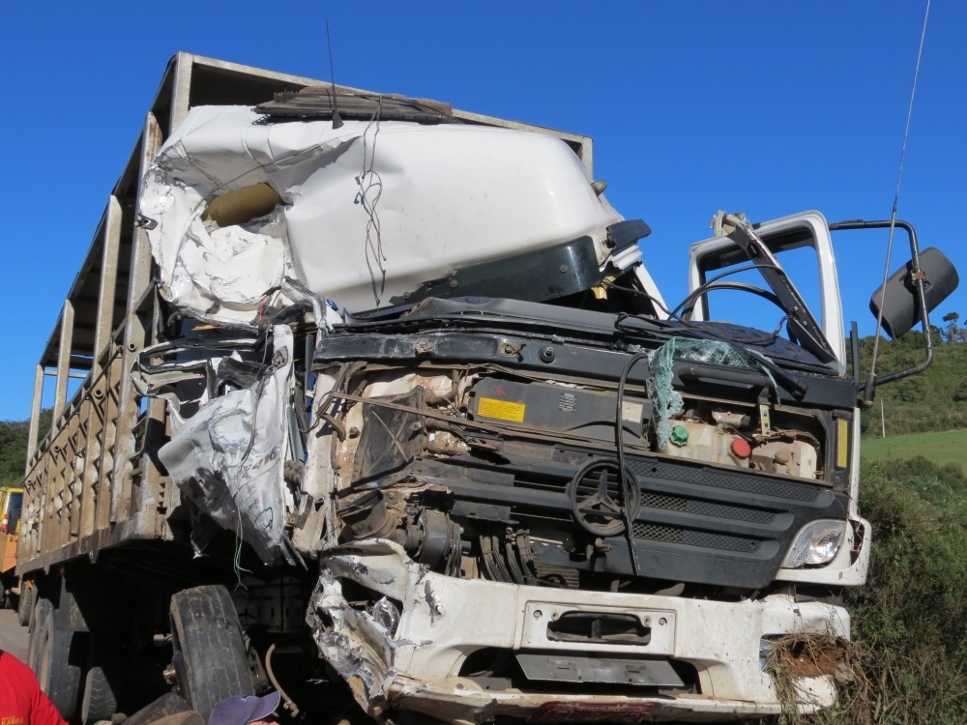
left=312, top=305, right=853, bottom=594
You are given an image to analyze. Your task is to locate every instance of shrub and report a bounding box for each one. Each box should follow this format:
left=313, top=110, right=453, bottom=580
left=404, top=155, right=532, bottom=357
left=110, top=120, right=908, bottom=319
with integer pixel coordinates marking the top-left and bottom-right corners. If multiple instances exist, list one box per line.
left=791, top=459, right=967, bottom=724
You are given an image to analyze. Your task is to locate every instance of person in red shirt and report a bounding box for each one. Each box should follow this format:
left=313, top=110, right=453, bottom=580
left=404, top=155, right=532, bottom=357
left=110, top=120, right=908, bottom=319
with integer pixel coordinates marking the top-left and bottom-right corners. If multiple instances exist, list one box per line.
left=0, top=650, right=67, bottom=725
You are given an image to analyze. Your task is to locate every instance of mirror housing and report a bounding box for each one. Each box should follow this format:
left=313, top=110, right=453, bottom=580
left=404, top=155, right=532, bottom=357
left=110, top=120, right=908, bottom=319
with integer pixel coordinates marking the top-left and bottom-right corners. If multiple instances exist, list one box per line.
left=829, top=220, right=959, bottom=404
left=870, top=247, right=959, bottom=339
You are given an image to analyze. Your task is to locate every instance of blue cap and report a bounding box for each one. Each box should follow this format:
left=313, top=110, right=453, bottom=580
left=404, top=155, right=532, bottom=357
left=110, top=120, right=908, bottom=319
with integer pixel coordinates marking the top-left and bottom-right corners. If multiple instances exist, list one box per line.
left=208, top=692, right=281, bottom=725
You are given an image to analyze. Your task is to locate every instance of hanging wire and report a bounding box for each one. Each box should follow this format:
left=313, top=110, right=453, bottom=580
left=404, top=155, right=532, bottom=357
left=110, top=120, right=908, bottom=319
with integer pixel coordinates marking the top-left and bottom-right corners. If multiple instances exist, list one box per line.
left=231, top=334, right=273, bottom=589
left=355, top=98, right=387, bottom=304
left=866, top=0, right=932, bottom=392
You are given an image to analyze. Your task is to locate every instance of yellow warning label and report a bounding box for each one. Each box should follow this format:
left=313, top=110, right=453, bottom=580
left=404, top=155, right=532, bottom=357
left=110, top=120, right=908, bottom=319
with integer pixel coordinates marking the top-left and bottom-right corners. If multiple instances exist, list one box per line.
left=836, top=419, right=849, bottom=468
left=477, top=397, right=526, bottom=423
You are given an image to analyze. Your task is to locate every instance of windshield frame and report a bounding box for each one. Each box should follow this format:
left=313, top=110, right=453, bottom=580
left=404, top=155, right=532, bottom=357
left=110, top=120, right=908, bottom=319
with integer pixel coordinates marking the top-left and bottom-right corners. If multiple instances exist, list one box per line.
left=687, top=211, right=846, bottom=374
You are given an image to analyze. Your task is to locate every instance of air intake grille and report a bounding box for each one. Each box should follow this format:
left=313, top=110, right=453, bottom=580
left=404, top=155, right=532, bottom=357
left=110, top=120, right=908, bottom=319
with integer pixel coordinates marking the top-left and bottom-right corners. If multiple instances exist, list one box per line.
left=628, top=459, right=820, bottom=502
left=632, top=523, right=762, bottom=553
left=639, top=492, right=777, bottom=524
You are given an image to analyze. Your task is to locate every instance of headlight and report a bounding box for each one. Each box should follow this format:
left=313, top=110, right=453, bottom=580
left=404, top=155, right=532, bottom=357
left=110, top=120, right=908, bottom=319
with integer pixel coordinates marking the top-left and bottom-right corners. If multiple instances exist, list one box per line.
left=758, top=639, right=776, bottom=669
left=782, top=520, right=846, bottom=568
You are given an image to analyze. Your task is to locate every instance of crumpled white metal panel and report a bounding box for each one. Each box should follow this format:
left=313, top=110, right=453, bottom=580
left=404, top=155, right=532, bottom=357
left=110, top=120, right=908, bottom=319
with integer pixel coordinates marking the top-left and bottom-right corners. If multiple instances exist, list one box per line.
left=158, top=325, right=297, bottom=565
left=139, top=106, right=623, bottom=326
left=308, top=539, right=846, bottom=723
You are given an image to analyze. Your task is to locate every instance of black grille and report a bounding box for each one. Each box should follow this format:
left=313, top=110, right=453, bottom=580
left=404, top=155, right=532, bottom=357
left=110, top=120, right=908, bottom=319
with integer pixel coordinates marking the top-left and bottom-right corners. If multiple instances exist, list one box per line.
left=639, top=492, right=777, bottom=524
left=408, top=450, right=846, bottom=589
left=627, top=459, right=820, bottom=502
left=632, top=523, right=762, bottom=553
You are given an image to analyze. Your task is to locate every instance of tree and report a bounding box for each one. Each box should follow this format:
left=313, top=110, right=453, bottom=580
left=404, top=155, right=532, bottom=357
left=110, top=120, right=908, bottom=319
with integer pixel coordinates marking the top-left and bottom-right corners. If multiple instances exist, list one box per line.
left=954, top=378, right=967, bottom=403
left=0, top=420, right=30, bottom=487
left=0, top=410, right=52, bottom=487
left=942, top=311, right=962, bottom=343
left=893, top=375, right=927, bottom=403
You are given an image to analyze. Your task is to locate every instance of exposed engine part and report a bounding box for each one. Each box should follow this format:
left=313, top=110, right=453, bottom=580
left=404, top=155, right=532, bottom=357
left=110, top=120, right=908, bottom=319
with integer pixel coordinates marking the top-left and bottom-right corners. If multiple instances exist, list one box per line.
left=353, top=388, right=426, bottom=483
left=658, top=419, right=752, bottom=469
left=711, top=409, right=751, bottom=427
left=426, top=431, right=470, bottom=456
left=265, top=641, right=301, bottom=717
left=752, top=440, right=818, bottom=479
left=477, top=529, right=580, bottom=588
left=283, top=460, right=305, bottom=487
left=658, top=401, right=821, bottom=480
left=324, top=356, right=840, bottom=593
left=337, top=490, right=463, bottom=574
left=470, top=377, right=651, bottom=449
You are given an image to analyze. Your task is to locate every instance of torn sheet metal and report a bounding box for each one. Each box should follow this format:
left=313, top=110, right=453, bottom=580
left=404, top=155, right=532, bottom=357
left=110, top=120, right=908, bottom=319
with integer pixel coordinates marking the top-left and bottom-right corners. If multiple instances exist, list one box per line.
left=139, top=105, right=625, bottom=326
left=157, top=325, right=297, bottom=565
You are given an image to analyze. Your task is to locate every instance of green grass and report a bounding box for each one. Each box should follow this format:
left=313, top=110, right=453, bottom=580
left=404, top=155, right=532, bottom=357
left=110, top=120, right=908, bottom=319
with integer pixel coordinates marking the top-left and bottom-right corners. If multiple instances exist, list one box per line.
left=839, top=459, right=967, bottom=724
left=861, top=429, right=967, bottom=471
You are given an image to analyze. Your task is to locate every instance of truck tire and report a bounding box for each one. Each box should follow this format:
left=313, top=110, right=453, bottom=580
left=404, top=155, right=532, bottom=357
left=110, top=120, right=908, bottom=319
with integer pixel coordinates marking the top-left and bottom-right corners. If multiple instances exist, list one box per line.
left=169, top=585, right=254, bottom=722
left=18, top=581, right=34, bottom=627
left=26, top=597, right=51, bottom=672
left=0, top=573, right=12, bottom=609
left=81, top=665, right=118, bottom=725
left=31, top=598, right=83, bottom=721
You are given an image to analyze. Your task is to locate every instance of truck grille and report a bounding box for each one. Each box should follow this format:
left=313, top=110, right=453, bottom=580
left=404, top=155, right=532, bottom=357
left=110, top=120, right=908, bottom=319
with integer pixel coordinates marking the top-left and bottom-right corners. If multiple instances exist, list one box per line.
left=627, top=458, right=821, bottom=502
left=410, top=452, right=847, bottom=589
left=632, top=522, right=762, bottom=553
left=639, top=492, right=777, bottom=524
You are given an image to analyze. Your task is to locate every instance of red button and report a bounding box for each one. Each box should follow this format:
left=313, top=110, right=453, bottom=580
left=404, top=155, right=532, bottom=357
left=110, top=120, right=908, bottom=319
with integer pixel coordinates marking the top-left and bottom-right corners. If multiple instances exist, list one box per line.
left=731, top=438, right=752, bottom=459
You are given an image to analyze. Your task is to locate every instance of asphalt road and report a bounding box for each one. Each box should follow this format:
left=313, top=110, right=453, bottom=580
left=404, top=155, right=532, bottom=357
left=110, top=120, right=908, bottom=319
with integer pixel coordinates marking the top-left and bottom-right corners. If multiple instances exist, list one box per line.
left=0, top=607, right=29, bottom=659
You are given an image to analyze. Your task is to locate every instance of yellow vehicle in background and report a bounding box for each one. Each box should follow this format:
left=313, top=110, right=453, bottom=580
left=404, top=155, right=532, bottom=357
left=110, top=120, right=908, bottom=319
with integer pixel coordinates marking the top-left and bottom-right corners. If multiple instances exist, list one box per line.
left=0, top=487, right=27, bottom=620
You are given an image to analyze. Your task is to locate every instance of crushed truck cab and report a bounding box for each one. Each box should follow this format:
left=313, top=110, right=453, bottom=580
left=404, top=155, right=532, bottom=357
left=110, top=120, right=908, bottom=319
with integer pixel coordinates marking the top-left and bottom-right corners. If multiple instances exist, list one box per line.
left=292, top=289, right=863, bottom=721
left=17, top=53, right=956, bottom=725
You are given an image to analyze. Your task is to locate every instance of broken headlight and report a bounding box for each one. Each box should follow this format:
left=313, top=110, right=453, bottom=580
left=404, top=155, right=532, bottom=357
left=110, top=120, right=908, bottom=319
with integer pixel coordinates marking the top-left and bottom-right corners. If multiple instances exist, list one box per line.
left=758, top=639, right=777, bottom=669
left=371, top=596, right=401, bottom=634
left=782, top=520, right=846, bottom=568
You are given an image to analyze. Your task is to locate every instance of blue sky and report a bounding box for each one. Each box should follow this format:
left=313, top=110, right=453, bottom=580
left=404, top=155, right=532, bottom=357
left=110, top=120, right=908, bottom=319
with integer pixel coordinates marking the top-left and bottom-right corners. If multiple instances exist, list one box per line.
left=1, top=1, right=964, bottom=421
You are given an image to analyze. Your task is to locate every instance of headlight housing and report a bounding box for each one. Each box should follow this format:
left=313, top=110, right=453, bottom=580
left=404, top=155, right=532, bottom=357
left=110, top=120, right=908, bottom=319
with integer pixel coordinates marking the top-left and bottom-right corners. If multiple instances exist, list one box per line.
left=782, top=519, right=846, bottom=568
left=758, top=638, right=777, bottom=669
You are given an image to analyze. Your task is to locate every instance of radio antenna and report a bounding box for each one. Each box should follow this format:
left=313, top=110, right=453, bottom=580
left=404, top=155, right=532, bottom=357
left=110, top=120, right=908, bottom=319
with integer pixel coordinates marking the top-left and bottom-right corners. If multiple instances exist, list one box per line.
left=865, top=0, right=931, bottom=403
left=326, top=18, right=343, bottom=129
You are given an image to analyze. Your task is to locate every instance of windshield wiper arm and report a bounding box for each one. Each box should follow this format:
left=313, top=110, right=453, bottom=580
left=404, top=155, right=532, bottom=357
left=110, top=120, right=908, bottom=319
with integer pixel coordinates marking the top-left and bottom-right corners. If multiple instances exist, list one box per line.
left=724, top=219, right=837, bottom=365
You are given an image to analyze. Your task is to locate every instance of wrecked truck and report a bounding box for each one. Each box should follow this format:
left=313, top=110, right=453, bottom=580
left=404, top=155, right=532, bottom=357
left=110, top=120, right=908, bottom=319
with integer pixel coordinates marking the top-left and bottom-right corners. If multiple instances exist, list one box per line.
left=17, top=52, right=958, bottom=725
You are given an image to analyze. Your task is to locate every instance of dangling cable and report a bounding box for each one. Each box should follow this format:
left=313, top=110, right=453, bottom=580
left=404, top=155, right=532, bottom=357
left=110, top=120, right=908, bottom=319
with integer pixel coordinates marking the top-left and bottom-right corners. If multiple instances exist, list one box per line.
left=866, top=0, right=932, bottom=401
left=356, top=98, right=386, bottom=305
left=616, top=352, right=650, bottom=577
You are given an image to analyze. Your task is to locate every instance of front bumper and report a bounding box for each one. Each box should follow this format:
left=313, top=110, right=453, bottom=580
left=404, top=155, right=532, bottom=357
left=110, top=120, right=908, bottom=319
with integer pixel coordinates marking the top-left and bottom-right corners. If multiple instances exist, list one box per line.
left=309, top=540, right=848, bottom=723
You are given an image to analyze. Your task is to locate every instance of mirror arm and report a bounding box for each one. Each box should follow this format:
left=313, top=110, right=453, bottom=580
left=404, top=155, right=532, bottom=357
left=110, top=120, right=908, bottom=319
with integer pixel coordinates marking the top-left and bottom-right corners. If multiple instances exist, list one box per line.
left=831, top=220, right=936, bottom=399
left=867, top=267, right=934, bottom=389
left=849, top=321, right=863, bottom=399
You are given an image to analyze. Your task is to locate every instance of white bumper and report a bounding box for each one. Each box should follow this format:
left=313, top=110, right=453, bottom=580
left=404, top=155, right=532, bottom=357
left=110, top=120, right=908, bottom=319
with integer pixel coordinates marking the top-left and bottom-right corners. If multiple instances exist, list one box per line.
left=309, top=540, right=848, bottom=723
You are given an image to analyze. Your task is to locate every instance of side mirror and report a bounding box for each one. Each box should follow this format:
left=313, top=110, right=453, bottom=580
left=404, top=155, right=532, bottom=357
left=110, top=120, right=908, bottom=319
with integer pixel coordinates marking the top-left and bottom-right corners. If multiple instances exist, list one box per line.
left=869, top=247, right=959, bottom=339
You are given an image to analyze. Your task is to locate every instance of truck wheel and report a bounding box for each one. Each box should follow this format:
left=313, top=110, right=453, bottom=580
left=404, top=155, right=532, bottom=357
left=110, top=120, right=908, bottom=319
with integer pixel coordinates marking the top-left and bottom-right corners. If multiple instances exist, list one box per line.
left=31, top=598, right=83, bottom=721
left=169, top=585, right=254, bottom=722
left=26, top=597, right=52, bottom=672
left=18, top=581, right=34, bottom=627
left=81, top=665, right=118, bottom=724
